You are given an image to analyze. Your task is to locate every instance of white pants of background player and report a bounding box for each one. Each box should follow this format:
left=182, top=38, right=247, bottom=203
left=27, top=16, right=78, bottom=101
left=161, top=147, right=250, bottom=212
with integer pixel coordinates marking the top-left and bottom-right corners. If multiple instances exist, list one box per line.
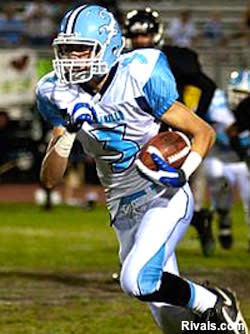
left=189, top=164, right=207, bottom=211
left=204, top=158, right=250, bottom=240
left=112, top=183, right=196, bottom=334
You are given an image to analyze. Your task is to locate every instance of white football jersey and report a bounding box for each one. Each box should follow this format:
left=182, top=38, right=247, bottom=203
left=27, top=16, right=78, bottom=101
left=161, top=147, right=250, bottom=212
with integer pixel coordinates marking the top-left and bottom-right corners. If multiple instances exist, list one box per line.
left=36, top=48, right=179, bottom=216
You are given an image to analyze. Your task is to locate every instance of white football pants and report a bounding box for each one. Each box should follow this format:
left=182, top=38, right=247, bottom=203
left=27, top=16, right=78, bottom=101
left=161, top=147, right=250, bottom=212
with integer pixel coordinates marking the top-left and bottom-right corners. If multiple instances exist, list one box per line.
left=204, top=157, right=250, bottom=235
left=112, top=183, right=196, bottom=333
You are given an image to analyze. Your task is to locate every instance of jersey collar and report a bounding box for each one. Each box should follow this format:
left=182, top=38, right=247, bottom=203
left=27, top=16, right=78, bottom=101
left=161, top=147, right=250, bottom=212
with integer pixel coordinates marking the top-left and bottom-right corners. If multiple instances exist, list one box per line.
left=80, top=62, right=119, bottom=99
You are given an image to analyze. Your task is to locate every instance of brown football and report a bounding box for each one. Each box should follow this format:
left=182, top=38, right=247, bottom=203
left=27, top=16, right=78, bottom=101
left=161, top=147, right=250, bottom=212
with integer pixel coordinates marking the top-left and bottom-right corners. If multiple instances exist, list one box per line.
left=138, top=131, right=191, bottom=170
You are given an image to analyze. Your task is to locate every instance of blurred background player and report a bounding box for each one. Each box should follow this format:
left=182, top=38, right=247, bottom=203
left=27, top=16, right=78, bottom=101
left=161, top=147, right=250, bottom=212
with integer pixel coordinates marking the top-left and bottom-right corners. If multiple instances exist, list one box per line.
left=202, top=11, right=226, bottom=46
left=0, top=3, right=26, bottom=47
left=227, top=69, right=250, bottom=171
left=124, top=7, right=216, bottom=257
left=164, top=9, right=198, bottom=48
left=204, top=88, right=250, bottom=251
left=23, top=0, right=55, bottom=47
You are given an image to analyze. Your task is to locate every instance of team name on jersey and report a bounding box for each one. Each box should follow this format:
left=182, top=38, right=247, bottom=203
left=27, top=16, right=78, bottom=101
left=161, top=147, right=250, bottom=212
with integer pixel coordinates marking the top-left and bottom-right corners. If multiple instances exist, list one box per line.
left=96, top=110, right=125, bottom=124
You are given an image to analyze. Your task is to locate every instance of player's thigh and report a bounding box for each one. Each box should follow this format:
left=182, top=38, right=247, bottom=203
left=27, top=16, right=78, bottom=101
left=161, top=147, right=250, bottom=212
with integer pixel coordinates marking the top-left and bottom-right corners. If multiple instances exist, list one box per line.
left=136, top=185, right=193, bottom=261
left=189, top=164, right=207, bottom=210
left=231, top=162, right=250, bottom=204
left=204, top=158, right=235, bottom=198
left=204, top=157, right=224, bottom=179
left=122, top=185, right=194, bottom=286
left=112, top=223, right=139, bottom=264
left=204, top=157, right=236, bottom=183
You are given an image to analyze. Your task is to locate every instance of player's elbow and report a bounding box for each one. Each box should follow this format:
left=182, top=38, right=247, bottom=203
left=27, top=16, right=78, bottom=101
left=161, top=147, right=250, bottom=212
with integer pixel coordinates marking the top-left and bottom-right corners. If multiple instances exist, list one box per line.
left=194, top=121, right=216, bottom=152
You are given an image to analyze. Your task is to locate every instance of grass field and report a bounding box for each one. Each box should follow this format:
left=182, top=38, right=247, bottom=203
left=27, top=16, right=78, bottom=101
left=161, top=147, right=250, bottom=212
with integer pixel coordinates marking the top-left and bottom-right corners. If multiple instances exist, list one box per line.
left=0, top=202, right=249, bottom=334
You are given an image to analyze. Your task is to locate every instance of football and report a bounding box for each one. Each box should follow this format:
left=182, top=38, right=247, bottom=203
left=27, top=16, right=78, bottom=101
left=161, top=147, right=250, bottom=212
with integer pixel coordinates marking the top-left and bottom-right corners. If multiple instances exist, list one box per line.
left=138, top=131, right=191, bottom=170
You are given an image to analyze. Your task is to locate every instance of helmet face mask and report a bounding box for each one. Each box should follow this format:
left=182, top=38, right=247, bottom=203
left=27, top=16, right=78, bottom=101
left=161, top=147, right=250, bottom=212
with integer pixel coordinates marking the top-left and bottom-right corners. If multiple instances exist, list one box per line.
left=53, top=5, right=124, bottom=84
left=53, top=36, right=107, bottom=84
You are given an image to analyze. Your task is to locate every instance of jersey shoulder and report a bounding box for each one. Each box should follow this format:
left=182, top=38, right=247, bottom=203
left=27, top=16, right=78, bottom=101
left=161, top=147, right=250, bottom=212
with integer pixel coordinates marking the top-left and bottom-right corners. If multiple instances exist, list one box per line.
left=36, top=71, right=79, bottom=109
left=119, top=49, right=164, bottom=82
left=36, top=71, right=65, bottom=97
left=36, top=71, right=73, bottom=127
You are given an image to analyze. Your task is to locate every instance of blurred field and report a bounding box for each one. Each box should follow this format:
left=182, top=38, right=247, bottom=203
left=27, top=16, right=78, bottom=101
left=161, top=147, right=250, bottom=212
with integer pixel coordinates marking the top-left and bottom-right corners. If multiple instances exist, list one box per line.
left=0, top=202, right=249, bottom=334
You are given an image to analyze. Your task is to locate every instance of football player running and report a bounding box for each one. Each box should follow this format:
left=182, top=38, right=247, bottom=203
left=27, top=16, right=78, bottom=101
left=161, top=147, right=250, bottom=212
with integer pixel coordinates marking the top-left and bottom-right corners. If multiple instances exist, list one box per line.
left=37, top=4, right=248, bottom=334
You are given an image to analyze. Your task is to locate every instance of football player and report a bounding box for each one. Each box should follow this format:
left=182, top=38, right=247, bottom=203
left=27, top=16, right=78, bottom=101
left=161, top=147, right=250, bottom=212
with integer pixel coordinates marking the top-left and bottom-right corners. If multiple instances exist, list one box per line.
left=226, top=69, right=250, bottom=170
left=124, top=7, right=216, bottom=257
left=204, top=88, right=250, bottom=251
left=37, top=5, right=248, bottom=334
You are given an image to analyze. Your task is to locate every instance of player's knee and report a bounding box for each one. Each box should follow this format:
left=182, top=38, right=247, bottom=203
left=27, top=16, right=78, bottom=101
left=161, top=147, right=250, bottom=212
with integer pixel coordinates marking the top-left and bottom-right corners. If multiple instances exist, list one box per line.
left=121, top=245, right=165, bottom=297
left=120, top=263, right=162, bottom=297
left=120, top=268, right=139, bottom=296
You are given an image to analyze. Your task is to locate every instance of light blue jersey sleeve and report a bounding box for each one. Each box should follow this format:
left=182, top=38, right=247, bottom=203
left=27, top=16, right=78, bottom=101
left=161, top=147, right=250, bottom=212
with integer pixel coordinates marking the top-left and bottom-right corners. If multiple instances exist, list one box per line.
left=36, top=81, right=65, bottom=128
left=143, top=52, right=178, bottom=119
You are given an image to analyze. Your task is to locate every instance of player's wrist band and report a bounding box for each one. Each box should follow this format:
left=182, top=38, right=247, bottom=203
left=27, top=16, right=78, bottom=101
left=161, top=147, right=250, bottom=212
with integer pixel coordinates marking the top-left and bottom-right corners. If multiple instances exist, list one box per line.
left=180, top=151, right=202, bottom=180
left=54, top=130, right=76, bottom=158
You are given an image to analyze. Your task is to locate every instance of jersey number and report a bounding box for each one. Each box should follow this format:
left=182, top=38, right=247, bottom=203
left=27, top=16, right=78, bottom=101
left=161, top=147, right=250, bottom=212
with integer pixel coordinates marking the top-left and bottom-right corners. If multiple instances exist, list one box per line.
left=92, top=125, right=140, bottom=173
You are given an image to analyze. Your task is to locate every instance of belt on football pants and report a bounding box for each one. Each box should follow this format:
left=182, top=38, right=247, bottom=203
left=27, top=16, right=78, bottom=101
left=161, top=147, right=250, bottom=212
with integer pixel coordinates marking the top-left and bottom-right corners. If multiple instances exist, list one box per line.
left=120, top=183, right=159, bottom=205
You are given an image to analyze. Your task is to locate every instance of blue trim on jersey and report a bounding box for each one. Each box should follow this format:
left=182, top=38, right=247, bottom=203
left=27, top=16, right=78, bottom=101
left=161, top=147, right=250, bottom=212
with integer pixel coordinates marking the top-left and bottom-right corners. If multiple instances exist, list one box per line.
left=187, top=281, right=196, bottom=308
left=37, top=91, right=65, bottom=127
left=142, top=52, right=178, bottom=119
left=137, top=243, right=165, bottom=295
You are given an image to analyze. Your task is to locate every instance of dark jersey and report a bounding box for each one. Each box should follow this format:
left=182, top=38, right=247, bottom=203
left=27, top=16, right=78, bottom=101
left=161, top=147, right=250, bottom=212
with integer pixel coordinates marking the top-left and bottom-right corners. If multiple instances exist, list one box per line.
left=162, top=45, right=216, bottom=119
left=232, top=96, right=250, bottom=132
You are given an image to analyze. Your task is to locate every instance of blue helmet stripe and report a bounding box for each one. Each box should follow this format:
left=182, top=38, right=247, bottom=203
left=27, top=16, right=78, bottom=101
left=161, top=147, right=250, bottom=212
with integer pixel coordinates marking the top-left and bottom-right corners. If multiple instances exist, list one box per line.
left=62, top=9, right=71, bottom=33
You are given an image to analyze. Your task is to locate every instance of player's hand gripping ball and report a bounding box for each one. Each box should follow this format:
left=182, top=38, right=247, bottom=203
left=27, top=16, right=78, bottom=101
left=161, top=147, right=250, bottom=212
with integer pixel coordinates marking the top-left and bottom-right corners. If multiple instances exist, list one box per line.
left=136, top=131, right=191, bottom=188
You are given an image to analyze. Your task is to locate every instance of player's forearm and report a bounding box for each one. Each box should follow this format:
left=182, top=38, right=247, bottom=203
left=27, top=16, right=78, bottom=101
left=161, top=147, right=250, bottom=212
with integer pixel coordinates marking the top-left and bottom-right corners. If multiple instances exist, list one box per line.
left=40, top=150, right=68, bottom=189
left=40, top=130, right=76, bottom=189
left=161, top=102, right=215, bottom=179
left=162, top=101, right=216, bottom=158
left=180, top=122, right=215, bottom=179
